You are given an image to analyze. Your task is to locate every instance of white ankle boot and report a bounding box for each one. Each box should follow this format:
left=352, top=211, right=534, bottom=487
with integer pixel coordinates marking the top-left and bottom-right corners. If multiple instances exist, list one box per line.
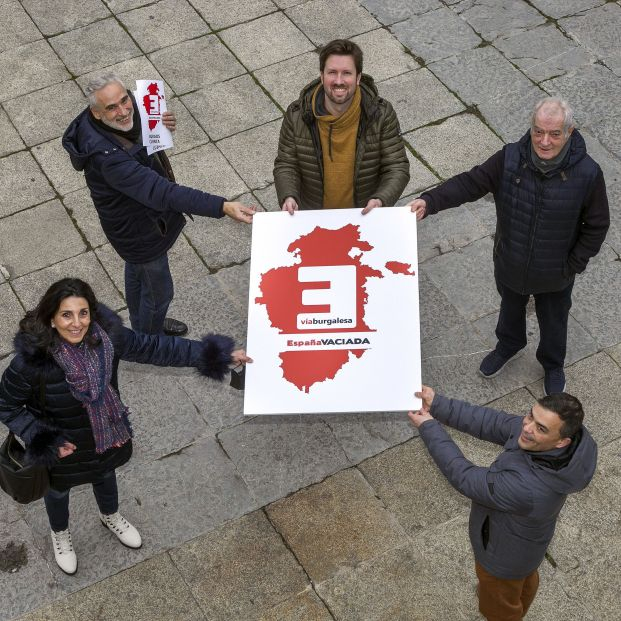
left=99, top=512, right=142, bottom=548
left=51, top=529, right=77, bottom=575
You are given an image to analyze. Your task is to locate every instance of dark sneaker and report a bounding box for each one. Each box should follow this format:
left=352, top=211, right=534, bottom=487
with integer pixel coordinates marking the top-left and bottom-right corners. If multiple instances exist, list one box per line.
left=163, top=317, right=188, bottom=336
left=544, top=368, right=566, bottom=396
left=479, top=349, right=521, bottom=378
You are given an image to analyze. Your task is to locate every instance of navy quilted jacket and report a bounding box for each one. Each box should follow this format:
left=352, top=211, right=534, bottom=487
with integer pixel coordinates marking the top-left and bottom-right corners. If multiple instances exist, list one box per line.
left=0, top=305, right=234, bottom=491
left=63, top=108, right=225, bottom=263
left=422, top=130, right=609, bottom=294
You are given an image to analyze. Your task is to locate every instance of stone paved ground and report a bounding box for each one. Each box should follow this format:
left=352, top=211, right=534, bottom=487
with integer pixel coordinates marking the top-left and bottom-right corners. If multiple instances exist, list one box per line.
left=1, top=0, right=620, bottom=619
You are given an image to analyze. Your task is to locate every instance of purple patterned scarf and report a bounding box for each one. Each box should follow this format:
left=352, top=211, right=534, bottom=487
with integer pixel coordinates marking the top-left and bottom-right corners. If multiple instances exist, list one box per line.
left=52, top=322, right=132, bottom=454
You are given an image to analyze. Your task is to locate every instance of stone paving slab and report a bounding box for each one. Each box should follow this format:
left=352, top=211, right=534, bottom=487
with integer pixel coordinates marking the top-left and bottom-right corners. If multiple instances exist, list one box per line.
left=548, top=437, right=621, bottom=576
left=123, top=0, right=211, bottom=55
left=544, top=63, right=621, bottom=128
left=0, top=108, right=24, bottom=157
left=258, top=587, right=333, bottom=621
left=192, top=0, right=278, bottom=30
left=0, top=201, right=86, bottom=278
left=0, top=284, right=24, bottom=358
left=21, top=0, right=111, bottom=37
left=149, top=34, right=245, bottom=96
left=418, top=271, right=470, bottom=343
left=62, top=188, right=107, bottom=248
left=75, top=54, right=166, bottom=94
left=255, top=51, right=319, bottom=110
left=404, top=114, right=504, bottom=179
left=267, top=468, right=407, bottom=582
left=571, top=261, right=621, bottom=348
left=316, top=527, right=480, bottom=621
left=286, top=0, right=380, bottom=47
left=116, top=435, right=258, bottom=552
left=416, top=203, right=490, bottom=262
left=559, top=4, right=621, bottom=76
left=167, top=98, right=211, bottom=155
left=170, top=510, right=308, bottom=621
left=429, top=45, right=533, bottom=108
left=0, top=40, right=70, bottom=102
left=58, top=553, right=204, bottom=621
left=321, top=411, right=416, bottom=464
left=421, top=236, right=498, bottom=321
left=11, top=251, right=124, bottom=312
left=0, top=520, right=60, bottom=621
left=476, top=84, right=545, bottom=143
left=360, top=0, right=442, bottom=25
left=359, top=437, right=471, bottom=535
left=181, top=74, right=281, bottom=141
left=391, top=7, right=481, bottom=64
left=118, top=372, right=213, bottom=463
left=49, top=17, right=141, bottom=76
left=32, top=139, right=86, bottom=196
left=217, top=120, right=282, bottom=190
left=221, top=12, right=314, bottom=71
left=0, top=151, right=55, bottom=218
left=218, top=415, right=351, bottom=505
left=378, top=68, right=464, bottom=133
left=494, top=23, right=593, bottom=84
left=454, top=0, right=546, bottom=42
left=529, top=0, right=606, bottom=19
left=351, top=28, right=420, bottom=83
left=169, top=142, right=248, bottom=198
left=0, top=2, right=41, bottom=54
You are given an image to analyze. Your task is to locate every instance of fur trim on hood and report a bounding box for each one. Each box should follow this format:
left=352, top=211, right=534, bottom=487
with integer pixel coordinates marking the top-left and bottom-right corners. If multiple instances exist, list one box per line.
left=13, top=303, right=123, bottom=370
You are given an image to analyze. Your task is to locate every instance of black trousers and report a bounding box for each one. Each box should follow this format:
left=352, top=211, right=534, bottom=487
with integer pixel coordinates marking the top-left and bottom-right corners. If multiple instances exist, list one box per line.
left=44, top=470, right=119, bottom=532
left=495, top=279, right=574, bottom=371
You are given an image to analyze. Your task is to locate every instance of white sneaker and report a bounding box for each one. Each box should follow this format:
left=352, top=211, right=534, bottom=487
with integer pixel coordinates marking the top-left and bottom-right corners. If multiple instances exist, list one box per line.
left=51, top=529, right=77, bottom=575
left=99, top=512, right=142, bottom=548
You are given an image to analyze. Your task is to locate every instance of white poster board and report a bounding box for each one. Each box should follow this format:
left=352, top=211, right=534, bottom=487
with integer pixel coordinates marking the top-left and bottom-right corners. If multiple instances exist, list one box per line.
left=133, top=80, right=173, bottom=155
left=244, top=207, right=422, bottom=415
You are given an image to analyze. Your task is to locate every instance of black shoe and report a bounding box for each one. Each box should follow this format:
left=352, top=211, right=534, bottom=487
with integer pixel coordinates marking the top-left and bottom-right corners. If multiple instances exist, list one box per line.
left=479, top=349, right=522, bottom=378
left=163, top=317, right=188, bottom=336
left=544, top=368, right=566, bottom=396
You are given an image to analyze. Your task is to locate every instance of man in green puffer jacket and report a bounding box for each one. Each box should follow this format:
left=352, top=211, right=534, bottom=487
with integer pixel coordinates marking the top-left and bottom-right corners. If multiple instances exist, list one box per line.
left=274, top=39, right=409, bottom=213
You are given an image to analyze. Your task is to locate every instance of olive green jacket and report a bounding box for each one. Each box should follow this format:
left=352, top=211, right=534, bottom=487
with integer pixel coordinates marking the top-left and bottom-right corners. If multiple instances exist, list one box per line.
left=273, top=75, right=410, bottom=210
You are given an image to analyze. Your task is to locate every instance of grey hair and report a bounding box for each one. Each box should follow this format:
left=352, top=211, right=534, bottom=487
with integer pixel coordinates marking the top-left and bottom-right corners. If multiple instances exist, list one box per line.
left=531, top=97, right=574, bottom=136
left=85, top=72, right=126, bottom=107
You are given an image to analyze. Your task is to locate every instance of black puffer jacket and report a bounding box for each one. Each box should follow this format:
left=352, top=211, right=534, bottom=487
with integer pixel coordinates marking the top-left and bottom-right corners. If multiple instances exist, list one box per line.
left=422, top=130, right=609, bottom=294
left=0, top=305, right=235, bottom=491
left=273, top=74, right=410, bottom=210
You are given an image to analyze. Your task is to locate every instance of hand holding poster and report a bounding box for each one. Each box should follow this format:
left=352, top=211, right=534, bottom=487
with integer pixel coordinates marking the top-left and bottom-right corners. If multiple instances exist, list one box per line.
left=134, top=80, right=174, bottom=155
left=244, top=207, right=422, bottom=415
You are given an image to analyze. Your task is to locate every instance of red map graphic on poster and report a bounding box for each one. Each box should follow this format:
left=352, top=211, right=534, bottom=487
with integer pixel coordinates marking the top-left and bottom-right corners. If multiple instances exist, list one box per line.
left=255, top=224, right=414, bottom=393
left=142, top=82, right=162, bottom=130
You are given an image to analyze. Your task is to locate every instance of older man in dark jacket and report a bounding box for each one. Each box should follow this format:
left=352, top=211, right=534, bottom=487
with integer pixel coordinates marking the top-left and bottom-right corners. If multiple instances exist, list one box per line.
left=274, top=39, right=409, bottom=214
left=409, top=385, right=597, bottom=621
left=409, top=97, right=609, bottom=395
left=63, top=73, right=255, bottom=336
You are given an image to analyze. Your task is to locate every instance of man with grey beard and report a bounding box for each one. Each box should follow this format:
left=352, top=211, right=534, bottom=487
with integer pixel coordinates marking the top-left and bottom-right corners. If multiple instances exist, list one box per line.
left=63, top=72, right=254, bottom=336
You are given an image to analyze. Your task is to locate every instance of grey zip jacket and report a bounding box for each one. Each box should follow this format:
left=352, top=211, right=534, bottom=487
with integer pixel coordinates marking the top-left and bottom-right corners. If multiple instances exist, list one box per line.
left=419, top=394, right=597, bottom=579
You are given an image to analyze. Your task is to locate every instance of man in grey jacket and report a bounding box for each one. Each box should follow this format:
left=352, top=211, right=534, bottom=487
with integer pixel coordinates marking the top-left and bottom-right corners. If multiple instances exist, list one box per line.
left=409, top=386, right=597, bottom=621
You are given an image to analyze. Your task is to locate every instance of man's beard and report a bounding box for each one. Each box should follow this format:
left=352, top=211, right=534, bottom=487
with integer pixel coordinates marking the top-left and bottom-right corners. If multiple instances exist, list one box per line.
left=101, top=115, right=134, bottom=132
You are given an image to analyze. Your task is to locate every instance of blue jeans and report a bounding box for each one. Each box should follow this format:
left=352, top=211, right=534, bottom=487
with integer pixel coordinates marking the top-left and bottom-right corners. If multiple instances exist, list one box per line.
left=495, top=280, right=574, bottom=371
left=44, top=470, right=119, bottom=532
left=124, top=253, right=174, bottom=334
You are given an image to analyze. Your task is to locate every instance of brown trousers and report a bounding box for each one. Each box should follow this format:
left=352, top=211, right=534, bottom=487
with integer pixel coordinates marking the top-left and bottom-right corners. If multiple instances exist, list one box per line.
left=475, top=561, right=540, bottom=621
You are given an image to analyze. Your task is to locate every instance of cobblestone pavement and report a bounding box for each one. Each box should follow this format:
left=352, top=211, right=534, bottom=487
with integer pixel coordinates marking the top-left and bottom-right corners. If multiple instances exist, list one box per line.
left=1, top=0, right=620, bottom=619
